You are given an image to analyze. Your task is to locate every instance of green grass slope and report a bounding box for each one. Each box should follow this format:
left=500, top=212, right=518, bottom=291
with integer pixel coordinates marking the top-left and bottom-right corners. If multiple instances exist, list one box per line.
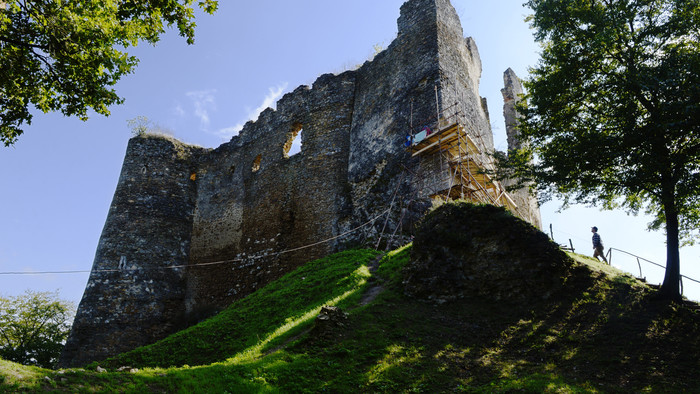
left=3, top=207, right=700, bottom=392
left=98, top=249, right=381, bottom=369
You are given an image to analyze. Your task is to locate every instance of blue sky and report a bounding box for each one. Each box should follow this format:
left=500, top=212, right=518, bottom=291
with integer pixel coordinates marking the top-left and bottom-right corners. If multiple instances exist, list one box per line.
left=1, top=0, right=699, bottom=307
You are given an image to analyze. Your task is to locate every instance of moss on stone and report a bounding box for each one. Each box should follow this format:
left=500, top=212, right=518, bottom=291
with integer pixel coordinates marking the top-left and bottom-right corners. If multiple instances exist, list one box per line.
left=404, top=201, right=576, bottom=303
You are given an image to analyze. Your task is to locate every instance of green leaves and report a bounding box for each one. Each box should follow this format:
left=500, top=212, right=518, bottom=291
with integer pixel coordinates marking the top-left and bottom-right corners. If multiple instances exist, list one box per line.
left=513, top=0, right=700, bottom=299
left=0, top=290, right=75, bottom=369
left=519, top=0, right=699, bottom=228
left=0, top=0, right=219, bottom=146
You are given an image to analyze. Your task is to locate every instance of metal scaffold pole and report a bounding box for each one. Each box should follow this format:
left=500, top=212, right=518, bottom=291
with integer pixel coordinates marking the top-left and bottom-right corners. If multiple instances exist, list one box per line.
left=405, top=91, right=521, bottom=215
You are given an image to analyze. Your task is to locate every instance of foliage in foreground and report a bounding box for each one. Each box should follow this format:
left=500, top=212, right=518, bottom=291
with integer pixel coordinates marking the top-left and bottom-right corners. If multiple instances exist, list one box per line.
left=0, top=290, right=74, bottom=369
left=2, top=242, right=700, bottom=392
left=0, top=0, right=218, bottom=146
left=503, top=0, right=700, bottom=301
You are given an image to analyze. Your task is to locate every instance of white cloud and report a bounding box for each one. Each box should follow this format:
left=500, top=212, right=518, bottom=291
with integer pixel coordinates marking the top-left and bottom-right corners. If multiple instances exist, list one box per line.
left=215, top=83, right=288, bottom=140
left=216, top=125, right=243, bottom=138
left=254, top=84, right=287, bottom=116
left=186, top=89, right=217, bottom=128
left=173, top=104, right=186, bottom=118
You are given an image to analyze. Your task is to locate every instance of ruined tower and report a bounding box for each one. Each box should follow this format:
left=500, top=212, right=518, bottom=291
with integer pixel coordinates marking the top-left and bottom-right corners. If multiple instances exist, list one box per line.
left=60, top=0, right=540, bottom=367
left=502, top=68, right=542, bottom=228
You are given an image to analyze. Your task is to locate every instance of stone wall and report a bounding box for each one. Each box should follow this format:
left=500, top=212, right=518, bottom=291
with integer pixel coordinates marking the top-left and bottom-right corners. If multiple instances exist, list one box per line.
left=405, top=202, right=569, bottom=304
left=60, top=0, right=542, bottom=367
left=60, top=136, right=205, bottom=367
left=185, top=72, right=357, bottom=311
left=344, top=0, right=443, bottom=243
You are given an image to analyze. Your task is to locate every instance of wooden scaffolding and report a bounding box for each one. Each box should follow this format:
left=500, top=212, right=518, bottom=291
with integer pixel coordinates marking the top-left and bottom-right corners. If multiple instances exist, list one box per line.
left=407, top=119, right=520, bottom=214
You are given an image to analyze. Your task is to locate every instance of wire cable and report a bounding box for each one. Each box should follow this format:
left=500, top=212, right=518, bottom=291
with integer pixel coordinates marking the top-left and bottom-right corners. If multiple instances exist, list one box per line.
left=0, top=207, right=392, bottom=276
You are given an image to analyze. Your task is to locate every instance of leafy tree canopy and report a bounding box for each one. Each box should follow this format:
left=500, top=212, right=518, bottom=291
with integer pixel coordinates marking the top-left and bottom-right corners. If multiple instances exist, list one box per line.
left=0, top=290, right=75, bottom=369
left=0, top=0, right=218, bottom=146
left=506, top=0, right=700, bottom=300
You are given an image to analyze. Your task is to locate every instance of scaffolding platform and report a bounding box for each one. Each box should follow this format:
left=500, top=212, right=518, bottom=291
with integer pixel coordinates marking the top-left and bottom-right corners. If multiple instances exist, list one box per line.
left=408, top=122, right=520, bottom=213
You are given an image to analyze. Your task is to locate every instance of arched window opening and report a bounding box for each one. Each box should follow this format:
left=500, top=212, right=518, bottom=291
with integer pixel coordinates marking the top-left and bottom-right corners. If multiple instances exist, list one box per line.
left=283, top=123, right=303, bottom=158
left=252, top=154, right=262, bottom=172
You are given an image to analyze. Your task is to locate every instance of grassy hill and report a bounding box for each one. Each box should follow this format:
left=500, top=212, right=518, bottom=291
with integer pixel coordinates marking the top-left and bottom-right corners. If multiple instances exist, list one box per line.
left=3, top=203, right=700, bottom=393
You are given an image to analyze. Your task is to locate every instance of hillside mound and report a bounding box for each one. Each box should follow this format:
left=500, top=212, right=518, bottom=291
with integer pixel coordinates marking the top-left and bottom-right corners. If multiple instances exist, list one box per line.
left=404, top=202, right=581, bottom=303
left=5, top=237, right=700, bottom=392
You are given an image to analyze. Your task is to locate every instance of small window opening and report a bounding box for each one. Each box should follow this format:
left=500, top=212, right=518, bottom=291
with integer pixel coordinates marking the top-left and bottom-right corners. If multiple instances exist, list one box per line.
left=252, top=154, right=262, bottom=172
left=283, top=123, right=303, bottom=158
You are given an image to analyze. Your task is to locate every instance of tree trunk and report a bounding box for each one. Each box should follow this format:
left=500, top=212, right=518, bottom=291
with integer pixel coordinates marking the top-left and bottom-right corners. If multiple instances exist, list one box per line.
left=659, top=197, right=682, bottom=302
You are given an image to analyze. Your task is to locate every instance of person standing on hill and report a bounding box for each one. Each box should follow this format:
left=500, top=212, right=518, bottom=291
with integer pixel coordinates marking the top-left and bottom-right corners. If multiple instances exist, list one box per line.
left=591, top=226, right=608, bottom=263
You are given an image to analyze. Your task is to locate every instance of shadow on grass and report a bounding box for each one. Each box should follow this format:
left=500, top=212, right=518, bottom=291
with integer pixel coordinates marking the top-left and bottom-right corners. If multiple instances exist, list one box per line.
left=8, top=244, right=700, bottom=393
left=253, top=246, right=700, bottom=392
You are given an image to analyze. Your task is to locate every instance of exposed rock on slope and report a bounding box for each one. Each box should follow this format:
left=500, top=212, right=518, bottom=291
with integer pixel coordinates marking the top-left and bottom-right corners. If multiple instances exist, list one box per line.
left=404, top=202, right=577, bottom=303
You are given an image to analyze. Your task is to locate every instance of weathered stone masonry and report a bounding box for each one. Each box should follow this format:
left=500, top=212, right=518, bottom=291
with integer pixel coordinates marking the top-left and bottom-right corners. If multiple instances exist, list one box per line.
left=60, top=137, right=203, bottom=366
left=60, top=0, right=541, bottom=367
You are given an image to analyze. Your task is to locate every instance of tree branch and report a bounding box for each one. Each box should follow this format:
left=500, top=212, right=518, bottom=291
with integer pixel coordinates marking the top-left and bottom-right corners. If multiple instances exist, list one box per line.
left=29, top=46, right=58, bottom=80
left=0, top=327, right=13, bottom=346
left=0, top=35, right=49, bottom=50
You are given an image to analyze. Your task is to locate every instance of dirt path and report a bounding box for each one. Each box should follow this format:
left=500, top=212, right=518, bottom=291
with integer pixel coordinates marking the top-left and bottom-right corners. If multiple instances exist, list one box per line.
left=358, top=252, right=387, bottom=306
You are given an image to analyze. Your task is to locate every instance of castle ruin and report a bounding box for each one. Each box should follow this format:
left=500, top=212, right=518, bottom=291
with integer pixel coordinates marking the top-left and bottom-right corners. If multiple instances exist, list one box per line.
left=60, top=0, right=541, bottom=367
